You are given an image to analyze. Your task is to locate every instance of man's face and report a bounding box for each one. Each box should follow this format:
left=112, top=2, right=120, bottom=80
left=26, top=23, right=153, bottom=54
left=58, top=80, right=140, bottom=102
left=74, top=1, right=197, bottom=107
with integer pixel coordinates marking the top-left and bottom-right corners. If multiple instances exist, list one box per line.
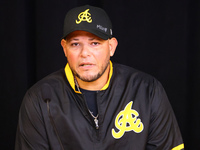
left=61, top=31, right=117, bottom=83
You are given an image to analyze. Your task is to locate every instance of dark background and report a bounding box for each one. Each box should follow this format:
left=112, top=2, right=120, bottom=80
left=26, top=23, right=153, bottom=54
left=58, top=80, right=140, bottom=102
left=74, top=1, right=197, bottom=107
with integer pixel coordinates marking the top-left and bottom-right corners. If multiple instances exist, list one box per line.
left=1, top=0, right=199, bottom=149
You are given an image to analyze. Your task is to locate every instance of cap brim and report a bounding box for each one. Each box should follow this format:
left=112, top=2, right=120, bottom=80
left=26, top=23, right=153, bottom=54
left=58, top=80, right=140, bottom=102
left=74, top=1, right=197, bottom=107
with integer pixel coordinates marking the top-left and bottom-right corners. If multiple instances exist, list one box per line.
left=62, top=29, right=111, bottom=40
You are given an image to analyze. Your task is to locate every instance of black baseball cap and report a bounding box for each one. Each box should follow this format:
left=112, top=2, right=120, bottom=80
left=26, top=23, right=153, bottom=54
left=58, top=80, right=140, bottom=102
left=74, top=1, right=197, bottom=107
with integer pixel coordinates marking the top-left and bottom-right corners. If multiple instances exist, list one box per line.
left=62, top=5, right=113, bottom=40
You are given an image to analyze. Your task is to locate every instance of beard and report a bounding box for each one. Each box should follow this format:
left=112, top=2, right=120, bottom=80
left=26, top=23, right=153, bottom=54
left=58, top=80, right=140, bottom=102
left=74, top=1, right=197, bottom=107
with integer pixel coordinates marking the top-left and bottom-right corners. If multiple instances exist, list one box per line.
left=69, top=60, right=110, bottom=82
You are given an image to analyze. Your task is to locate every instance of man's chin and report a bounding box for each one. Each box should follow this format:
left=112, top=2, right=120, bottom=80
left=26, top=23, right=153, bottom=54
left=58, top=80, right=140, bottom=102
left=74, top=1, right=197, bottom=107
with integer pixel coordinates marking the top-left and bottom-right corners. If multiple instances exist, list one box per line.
left=77, top=74, right=100, bottom=82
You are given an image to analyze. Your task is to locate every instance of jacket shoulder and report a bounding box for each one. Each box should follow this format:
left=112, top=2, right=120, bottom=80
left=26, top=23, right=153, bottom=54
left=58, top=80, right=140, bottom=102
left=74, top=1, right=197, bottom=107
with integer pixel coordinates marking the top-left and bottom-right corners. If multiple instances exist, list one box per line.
left=113, top=63, right=156, bottom=84
left=27, top=69, right=66, bottom=95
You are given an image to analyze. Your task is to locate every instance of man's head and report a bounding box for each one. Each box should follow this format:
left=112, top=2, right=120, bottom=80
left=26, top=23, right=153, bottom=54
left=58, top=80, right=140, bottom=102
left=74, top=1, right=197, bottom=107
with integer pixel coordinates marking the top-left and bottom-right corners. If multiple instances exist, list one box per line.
left=61, top=5, right=118, bottom=90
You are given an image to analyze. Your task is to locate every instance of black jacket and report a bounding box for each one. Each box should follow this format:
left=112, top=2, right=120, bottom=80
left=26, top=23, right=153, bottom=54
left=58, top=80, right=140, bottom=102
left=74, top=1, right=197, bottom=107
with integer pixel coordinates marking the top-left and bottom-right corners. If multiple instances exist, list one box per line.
left=15, top=62, right=184, bottom=150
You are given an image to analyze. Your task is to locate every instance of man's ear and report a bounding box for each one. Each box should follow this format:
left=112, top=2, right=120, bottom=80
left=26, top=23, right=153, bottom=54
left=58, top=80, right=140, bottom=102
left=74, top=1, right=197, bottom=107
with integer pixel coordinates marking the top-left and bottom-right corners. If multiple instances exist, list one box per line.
left=61, top=39, right=67, bottom=57
left=109, top=37, right=118, bottom=57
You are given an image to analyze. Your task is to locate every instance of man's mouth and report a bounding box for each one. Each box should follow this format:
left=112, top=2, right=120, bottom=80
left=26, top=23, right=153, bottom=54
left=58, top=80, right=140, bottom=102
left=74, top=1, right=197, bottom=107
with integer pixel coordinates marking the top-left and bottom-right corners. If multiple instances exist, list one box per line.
left=79, top=63, right=94, bottom=68
left=81, top=64, right=92, bottom=66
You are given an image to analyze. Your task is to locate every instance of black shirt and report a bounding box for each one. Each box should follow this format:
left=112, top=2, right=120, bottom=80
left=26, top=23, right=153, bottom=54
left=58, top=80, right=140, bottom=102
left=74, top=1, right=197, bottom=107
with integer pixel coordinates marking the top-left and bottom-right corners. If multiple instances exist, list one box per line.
left=80, top=88, right=98, bottom=116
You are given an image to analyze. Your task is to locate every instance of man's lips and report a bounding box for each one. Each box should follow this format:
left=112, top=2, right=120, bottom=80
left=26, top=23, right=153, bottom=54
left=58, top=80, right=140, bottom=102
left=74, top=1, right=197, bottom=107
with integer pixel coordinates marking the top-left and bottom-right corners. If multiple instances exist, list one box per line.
left=79, top=63, right=95, bottom=68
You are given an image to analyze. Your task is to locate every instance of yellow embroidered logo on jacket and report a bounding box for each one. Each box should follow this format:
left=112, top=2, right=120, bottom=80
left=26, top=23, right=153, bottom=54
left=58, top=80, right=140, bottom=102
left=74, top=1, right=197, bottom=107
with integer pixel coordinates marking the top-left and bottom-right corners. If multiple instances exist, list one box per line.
left=112, top=101, right=144, bottom=139
left=76, top=9, right=92, bottom=24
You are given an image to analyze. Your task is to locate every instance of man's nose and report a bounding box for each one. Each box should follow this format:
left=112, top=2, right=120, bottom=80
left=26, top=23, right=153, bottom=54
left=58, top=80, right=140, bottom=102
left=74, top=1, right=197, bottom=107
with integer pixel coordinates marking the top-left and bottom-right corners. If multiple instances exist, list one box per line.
left=80, top=45, right=91, bottom=57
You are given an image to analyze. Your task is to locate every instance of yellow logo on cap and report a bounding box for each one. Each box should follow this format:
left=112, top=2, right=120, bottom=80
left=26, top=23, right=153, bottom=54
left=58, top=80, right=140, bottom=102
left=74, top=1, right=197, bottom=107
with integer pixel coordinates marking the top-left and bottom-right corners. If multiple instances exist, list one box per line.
left=112, top=101, right=144, bottom=139
left=76, top=9, right=92, bottom=24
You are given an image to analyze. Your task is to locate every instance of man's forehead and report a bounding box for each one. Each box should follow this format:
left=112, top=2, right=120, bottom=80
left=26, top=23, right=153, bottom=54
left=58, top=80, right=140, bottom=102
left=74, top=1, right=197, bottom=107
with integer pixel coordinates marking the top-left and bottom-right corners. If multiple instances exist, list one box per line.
left=66, top=30, right=103, bottom=41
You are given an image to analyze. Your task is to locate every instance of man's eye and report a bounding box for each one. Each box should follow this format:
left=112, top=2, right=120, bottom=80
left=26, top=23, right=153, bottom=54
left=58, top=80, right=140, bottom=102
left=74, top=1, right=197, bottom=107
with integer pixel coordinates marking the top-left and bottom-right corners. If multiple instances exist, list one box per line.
left=71, top=43, right=79, bottom=46
left=92, top=42, right=100, bottom=46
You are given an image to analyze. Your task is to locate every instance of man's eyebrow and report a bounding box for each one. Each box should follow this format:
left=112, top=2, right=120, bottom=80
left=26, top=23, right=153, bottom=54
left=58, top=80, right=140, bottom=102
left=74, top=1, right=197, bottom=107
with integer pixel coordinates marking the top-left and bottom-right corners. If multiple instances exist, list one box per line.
left=68, top=38, right=79, bottom=42
left=89, top=38, right=95, bottom=41
left=89, top=37, right=103, bottom=41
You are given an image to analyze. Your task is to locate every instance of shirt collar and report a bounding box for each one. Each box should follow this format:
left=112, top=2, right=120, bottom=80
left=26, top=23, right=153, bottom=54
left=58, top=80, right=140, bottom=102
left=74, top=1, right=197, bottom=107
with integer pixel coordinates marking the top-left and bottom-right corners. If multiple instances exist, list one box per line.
left=64, top=61, right=113, bottom=93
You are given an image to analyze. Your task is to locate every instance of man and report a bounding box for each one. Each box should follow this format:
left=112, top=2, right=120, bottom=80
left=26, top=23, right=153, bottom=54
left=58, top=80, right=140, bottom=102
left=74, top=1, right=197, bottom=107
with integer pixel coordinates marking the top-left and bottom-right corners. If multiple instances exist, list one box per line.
left=15, top=5, right=184, bottom=150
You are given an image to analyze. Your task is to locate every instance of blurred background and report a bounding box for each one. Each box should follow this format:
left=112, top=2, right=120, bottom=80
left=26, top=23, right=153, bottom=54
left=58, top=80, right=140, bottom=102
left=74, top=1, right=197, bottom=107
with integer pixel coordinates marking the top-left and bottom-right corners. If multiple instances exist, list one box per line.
left=0, top=0, right=199, bottom=149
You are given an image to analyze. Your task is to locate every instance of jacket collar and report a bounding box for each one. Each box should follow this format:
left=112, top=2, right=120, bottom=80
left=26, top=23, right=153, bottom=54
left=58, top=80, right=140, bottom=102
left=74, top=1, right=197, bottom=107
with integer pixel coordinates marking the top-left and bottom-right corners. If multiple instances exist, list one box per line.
left=64, top=61, right=113, bottom=93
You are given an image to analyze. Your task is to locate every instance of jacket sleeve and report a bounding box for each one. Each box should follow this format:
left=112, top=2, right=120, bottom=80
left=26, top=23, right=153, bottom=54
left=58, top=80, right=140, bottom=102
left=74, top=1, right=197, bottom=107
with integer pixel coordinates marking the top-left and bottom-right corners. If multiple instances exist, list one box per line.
left=15, top=91, right=49, bottom=150
left=146, top=80, right=184, bottom=150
